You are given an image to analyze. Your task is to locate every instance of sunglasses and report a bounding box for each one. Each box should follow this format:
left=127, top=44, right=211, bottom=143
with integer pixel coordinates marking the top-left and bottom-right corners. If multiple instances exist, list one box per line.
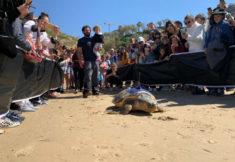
left=25, top=1, right=36, bottom=9
left=185, top=21, right=191, bottom=25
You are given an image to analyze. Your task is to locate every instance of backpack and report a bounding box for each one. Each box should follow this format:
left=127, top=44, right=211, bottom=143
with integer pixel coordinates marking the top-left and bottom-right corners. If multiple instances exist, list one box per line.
left=0, top=0, right=17, bottom=58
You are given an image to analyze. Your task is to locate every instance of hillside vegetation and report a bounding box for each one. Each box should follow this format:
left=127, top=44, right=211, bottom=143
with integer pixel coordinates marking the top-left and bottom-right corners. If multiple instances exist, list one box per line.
left=46, top=20, right=167, bottom=50
left=46, top=28, right=78, bottom=48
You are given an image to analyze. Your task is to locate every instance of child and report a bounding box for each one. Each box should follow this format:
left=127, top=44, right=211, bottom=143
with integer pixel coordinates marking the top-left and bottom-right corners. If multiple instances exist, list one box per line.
left=158, top=45, right=169, bottom=61
left=105, top=54, right=111, bottom=67
left=92, top=25, right=104, bottom=58
left=100, top=55, right=109, bottom=89
left=106, top=62, right=122, bottom=90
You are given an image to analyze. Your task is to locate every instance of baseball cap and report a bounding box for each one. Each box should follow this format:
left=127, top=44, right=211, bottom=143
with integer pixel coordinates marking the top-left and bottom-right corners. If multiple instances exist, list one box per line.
left=137, top=37, right=145, bottom=43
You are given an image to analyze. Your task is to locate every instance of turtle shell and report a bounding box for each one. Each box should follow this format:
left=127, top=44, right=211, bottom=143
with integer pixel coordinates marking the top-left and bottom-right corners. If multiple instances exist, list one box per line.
left=113, top=88, right=157, bottom=108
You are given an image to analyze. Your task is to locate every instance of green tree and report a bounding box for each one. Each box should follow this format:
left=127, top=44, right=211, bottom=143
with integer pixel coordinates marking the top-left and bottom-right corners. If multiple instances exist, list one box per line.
left=137, top=21, right=143, bottom=32
left=157, top=21, right=162, bottom=27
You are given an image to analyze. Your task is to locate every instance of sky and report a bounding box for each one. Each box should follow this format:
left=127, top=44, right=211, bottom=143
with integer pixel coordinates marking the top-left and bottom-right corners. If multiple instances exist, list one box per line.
left=31, top=0, right=234, bottom=38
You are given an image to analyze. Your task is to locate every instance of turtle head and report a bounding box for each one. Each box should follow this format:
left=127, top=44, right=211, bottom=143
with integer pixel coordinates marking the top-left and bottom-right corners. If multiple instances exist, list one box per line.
left=154, top=102, right=164, bottom=112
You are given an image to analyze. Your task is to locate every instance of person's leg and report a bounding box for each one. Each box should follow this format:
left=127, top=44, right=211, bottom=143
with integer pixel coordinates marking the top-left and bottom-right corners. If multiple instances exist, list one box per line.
left=0, top=51, right=24, bottom=117
left=92, top=61, right=99, bottom=94
left=79, top=68, right=85, bottom=91
left=117, top=78, right=123, bottom=88
left=101, top=74, right=105, bottom=88
left=83, top=61, right=92, bottom=95
left=73, top=68, right=79, bottom=91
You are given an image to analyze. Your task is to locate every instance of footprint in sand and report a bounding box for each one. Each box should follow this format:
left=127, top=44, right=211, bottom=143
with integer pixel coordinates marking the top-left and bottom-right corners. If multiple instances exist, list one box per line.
left=202, top=148, right=212, bottom=153
left=176, top=132, right=190, bottom=139
left=199, top=139, right=217, bottom=144
left=39, top=138, right=51, bottom=142
left=158, top=116, right=178, bottom=121
left=71, top=146, right=80, bottom=152
left=139, top=142, right=150, bottom=147
left=15, top=144, right=35, bottom=157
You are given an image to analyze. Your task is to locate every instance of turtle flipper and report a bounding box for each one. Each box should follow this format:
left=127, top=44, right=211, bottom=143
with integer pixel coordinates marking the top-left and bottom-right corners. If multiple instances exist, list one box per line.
left=121, top=104, right=132, bottom=115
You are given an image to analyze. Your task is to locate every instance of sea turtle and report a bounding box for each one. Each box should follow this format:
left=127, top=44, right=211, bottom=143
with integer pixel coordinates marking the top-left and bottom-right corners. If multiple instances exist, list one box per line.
left=112, top=87, right=164, bottom=115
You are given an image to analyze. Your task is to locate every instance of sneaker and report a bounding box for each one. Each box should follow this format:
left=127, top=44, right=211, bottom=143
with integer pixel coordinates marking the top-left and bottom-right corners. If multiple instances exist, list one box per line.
left=92, top=91, right=99, bottom=95
left=19, top=101, right=35, bottom=112
left=26, top=101, right=40, bottom=110
left=0, top=118, right=20, bottom=128
left=39, top=99, right=48, bottom=105
left=4, top=112, right=25, bottom=123
left=9, top=110, right=22, bottom=115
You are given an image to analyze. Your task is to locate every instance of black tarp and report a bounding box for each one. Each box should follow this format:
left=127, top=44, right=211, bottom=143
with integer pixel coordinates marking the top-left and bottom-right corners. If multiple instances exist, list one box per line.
left=118, top=46, right=235, bottom=87
left=12, top=58, right=63, bottom=102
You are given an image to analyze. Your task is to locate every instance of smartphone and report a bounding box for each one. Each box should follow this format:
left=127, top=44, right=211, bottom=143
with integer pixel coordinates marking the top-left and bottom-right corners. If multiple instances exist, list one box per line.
left=180, top=28, right=187, bottom=34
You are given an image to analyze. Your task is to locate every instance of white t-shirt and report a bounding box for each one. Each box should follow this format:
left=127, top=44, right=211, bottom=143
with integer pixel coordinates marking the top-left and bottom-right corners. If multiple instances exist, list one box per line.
left=187, top=22, right=205, bottom=52
left=24, top=20, right=55, bottom=49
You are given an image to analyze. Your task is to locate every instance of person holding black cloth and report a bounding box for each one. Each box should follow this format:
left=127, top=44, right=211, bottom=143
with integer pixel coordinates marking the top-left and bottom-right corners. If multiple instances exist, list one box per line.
left=77, top=26, right=99, bottom=98
left=0, top=0, right=32, bottom=128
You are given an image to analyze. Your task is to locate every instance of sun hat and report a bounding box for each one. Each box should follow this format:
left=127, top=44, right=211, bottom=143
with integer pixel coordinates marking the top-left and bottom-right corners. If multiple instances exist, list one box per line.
left=212, top=7, right=226, bottom=15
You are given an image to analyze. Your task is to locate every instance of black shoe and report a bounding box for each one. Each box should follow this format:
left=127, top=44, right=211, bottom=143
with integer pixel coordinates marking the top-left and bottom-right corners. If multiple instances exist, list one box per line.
left=10, top=103, right=20, bottom=111
left=207, top=88, right=217, bottom=96
left=216, top=89, right=224, bottom=97
left=83, top=93, right=89, bottom=98
left=92, top=91, right=99, bottom=95
left=192, top=88, right=205, bottom=95
left=83, top=92, right=92, bottom=98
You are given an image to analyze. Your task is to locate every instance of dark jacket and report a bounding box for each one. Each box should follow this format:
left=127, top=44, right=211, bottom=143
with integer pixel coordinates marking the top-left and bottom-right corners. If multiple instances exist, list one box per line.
left=0, top=0, right=25, bottom=22
left=205, top=17, right=234, bottom=70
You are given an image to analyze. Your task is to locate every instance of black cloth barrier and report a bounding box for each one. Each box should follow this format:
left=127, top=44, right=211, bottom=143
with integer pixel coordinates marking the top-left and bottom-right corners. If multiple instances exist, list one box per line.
left=6, top=57, right=63, bottom=102
left=118, top=46, right=235, bottom=87
left=0, top=51, right=24, bottom=114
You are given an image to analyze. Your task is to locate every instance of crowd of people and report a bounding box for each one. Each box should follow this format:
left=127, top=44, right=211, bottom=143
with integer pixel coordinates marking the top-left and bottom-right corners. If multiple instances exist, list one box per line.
left=65, top=1, right=235, bottom=97
left=0, top=0, right=235, bottom=133
left=0, top=0, right=70, bottom=132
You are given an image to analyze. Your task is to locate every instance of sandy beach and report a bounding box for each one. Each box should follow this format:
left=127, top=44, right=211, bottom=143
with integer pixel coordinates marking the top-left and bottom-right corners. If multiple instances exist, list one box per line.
left=1, top=90, right=235, bottom=162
